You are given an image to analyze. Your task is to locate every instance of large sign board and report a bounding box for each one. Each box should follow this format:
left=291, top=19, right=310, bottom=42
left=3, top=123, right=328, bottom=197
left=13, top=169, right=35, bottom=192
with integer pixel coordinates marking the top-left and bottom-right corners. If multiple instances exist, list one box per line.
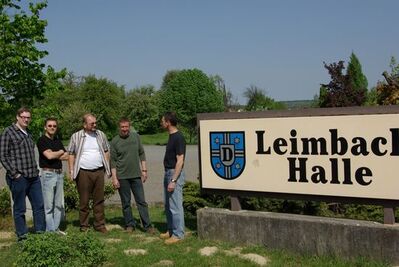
left=198, top=106, right=399, bottom=204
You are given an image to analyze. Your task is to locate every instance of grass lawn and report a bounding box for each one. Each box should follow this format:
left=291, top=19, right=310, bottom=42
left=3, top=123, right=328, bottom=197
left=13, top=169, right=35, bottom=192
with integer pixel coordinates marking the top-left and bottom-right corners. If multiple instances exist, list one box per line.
left=140, top=132, right=169, bottom=145
left=0, top=206, right=390, bottom=267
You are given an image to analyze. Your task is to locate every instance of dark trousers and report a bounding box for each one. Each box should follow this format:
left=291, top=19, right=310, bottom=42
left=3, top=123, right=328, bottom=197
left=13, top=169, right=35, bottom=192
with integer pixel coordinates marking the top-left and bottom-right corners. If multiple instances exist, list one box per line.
left=76, top=169, right=105, bottom=230
left=6, top=175, right=45, bottom=238
left=118, top=178, right=151, bottom=229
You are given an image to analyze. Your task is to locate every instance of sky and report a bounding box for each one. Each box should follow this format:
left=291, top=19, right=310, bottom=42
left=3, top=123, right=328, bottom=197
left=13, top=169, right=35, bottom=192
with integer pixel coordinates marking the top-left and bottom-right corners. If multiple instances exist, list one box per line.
left=40, top=0, right=399, bottom=103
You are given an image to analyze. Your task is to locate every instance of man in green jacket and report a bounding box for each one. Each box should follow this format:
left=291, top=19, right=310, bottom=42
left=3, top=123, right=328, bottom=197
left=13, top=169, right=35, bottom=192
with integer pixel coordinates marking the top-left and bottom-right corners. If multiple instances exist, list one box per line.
left=110, top=118, right=154, bottom=233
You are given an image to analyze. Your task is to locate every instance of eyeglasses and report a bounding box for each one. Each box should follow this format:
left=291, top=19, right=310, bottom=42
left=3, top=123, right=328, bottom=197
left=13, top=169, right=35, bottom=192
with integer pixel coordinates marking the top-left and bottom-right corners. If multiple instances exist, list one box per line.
left=46, top=125, right=57, bottom=128
left=19, top=115, right=31, bottom=120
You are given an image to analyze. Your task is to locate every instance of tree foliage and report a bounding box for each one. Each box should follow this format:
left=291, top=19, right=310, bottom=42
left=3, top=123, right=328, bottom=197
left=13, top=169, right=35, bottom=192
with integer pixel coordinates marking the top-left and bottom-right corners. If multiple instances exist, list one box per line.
left=319, top=60, right=366, bottom=107
left=209, top=74, right=238, bottom=111
left=123, top=85, right=160, bottom=134
left=347, top=52, right=368, bottom=93
left=376, top=56, right=399, bottom=105
left=31, top=74, right=125, bottom=139
left=0, top=0, right=65, bottom=109
left=244, top=85, right=285, bottom=111
left=158, top=68, right=224, bottom=142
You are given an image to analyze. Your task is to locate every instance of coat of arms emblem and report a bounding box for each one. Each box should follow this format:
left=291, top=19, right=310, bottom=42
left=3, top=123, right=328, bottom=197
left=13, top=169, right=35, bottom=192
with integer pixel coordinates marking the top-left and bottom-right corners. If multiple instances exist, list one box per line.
left=210, top=131, right=245, bottom=180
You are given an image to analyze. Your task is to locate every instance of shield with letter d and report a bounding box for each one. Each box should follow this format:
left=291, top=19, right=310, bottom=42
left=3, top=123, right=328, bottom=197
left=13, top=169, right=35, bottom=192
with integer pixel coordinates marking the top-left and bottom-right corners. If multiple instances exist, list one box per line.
left=210, top=131, right=246, bottom=180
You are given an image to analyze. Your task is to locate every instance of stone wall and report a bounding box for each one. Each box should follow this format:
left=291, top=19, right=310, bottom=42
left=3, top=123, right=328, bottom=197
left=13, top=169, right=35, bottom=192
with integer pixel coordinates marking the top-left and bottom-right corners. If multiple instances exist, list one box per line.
left=197, top=208, right=399, bottom=264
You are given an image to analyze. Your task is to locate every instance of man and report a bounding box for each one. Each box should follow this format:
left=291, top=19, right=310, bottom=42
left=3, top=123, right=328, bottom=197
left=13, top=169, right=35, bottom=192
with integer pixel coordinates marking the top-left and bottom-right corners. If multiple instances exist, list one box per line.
left=159, top=112, right=186, bottom=244
left=0, top=107, right=45, bottom=241
left=110, top=118, right=155, bottom=233
left=37, top=118, right=68, bottom=234
left=67, top=113, right=111, bottom=233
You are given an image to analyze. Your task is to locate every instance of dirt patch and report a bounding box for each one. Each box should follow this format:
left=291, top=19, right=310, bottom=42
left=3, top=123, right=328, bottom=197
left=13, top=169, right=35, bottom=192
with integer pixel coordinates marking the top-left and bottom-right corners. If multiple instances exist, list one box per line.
left=141, top=236, right=158, bottom=243
left=104, top=238, right=122, bottom=244
left=0, top=242, right=12, bottom=250
left=239, top=253, right=269, bottom=266
left=0, top=231, right=13, bottom=240
left=223, top=247, right=242, bottom=256
left=152, top=260, right=174, bottom=266
left=106, top=224, right=123, bottom=231
left=124, top=249, right=147, bottom=256
left=199, top=246, right=218, bottom=256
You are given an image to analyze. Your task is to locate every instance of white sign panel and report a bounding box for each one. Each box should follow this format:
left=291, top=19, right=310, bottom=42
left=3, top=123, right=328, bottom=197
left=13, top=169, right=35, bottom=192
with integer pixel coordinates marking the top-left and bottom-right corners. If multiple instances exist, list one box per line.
left=199, top=113, right=399, bottom=201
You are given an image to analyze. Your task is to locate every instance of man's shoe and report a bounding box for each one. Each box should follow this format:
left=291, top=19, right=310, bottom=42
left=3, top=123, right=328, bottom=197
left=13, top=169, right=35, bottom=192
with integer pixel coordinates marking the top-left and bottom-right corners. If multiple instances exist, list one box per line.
left=124, top=226, right=135, bottom=233
left=96, top=227, right=108, bottom=234
left=145, top=227, right=156, bottom=234
left=164, top=236, right=182, bottom=245
left=159, top=232, right=170, bottom=239
left=56, top=230, right=67, bottom=236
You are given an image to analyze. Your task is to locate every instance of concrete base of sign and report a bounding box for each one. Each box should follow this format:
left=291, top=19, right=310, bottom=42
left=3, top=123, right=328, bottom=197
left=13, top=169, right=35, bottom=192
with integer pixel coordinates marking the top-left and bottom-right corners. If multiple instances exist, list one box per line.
left=197, top=208, right=399, bottom=264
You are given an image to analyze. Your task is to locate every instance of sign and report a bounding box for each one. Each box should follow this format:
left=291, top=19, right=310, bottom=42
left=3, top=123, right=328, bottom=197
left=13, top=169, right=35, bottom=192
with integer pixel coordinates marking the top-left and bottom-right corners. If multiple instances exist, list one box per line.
left=198, top=107, right=399, bottom=202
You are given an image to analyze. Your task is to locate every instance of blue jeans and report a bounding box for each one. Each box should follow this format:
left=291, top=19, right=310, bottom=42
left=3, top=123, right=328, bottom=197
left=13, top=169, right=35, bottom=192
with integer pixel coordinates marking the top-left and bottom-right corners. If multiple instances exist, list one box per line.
left=163, top=169, right=185, bottom=239
left=41, top=171, right=64, bottom=232
left=6, top=175, right=46, bottom=239
left=118, top=178, right=151, bottom=229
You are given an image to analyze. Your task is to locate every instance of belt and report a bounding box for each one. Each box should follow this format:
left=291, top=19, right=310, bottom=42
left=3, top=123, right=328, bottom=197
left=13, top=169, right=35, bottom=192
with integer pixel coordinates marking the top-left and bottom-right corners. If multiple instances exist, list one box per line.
left=80, top=166, right=104, bottom=172
left=42, top=168, right=63, bottom=174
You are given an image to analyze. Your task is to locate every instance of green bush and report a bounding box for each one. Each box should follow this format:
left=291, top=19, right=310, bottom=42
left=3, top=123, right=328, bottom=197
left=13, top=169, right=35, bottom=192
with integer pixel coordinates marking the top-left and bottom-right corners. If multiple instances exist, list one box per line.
left=15, top=232, right=106, bottom=267
left=183, top=182, right=399, bottom=223
left=0, top=186, right=11, bottom=216
left=183, top=181, right=229, bottom=217
left=64, top=176, right=116, bottom=212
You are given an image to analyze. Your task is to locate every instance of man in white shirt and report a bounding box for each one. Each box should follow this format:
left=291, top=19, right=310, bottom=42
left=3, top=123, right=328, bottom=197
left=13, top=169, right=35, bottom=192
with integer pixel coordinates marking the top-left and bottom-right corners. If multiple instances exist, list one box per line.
left=67, top=113, right=111, bottom=233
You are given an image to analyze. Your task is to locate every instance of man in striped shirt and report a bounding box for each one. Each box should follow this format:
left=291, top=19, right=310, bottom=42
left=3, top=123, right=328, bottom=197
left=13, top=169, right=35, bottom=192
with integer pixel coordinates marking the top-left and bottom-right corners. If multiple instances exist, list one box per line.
left=0, top=107, right=45, bottom=241
left=67, top=113, right=111, bottom=233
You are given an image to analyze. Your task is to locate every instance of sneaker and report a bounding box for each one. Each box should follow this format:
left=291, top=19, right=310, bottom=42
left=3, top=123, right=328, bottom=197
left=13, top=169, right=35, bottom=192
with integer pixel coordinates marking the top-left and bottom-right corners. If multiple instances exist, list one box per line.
left=124, top=226, right=135, bottom=233
left=159, top=232, right=170, bottom=239
left=145, top=227, right=156, bottom=234
left=56, top=230, right=67, bottom=236
left=164, top=236, right=182, bottom=245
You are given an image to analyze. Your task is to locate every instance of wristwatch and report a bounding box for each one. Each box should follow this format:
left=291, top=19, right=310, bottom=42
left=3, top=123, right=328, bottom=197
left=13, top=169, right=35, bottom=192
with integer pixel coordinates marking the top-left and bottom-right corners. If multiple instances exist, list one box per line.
left=171, top=179, right=177, bottom=183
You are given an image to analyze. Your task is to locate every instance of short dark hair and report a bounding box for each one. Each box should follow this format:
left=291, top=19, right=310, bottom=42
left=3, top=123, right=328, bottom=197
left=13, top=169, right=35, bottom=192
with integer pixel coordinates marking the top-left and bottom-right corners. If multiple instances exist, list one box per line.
left=163, top=111, right=178, bottom=126
left=16, top=107, right=31, bottom=116
left=119, top=117, right=130, bottom=124
left=44, top=117, right=58, bottom=126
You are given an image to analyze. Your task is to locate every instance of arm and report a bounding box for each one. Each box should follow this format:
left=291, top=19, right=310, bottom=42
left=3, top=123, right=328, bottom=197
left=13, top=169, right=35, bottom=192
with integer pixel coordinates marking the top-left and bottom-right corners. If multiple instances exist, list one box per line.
left=140, top=160, right=148, bottom=183
left=0, top=131, right=18, bottom=178
left=167, top=154, right=184, bottom=192
left=42, top=149, right=65, bottom=160
left=111, top=167, right=120, bottom=189
left=60, top=152, right=69, bottom=161
left=68, top=154, right=75, bottom=180
left=137, top=135, right=147, bottom=183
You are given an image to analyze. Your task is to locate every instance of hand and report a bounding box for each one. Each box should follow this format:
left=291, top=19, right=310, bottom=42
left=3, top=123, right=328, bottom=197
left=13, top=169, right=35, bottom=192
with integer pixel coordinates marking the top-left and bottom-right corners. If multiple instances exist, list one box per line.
left=69, top=170, right=74, bottom=181
left=14, top=173, right=22, bottom=180
left=167, top=181, right=176, bottom=192
left=141, top=170, right=148, bottom=183
left=112, top=177, right=120, bottom=189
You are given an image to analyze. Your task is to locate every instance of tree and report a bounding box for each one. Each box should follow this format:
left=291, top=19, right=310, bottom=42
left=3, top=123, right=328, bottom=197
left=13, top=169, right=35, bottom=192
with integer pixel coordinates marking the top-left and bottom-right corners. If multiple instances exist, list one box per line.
left=0, top=0, right=65, bottom=109
left=33, top=74, right=125, bottom=139
left=347, top=52, right=368, bottom=95
left=319, top=60, right=366, bottom=107
left=243, top=85, right=285, bottom=111
left=158, top=69, right=224, bottom=142
left=123, top=85, right=160, bottom=134
left=376, top=56, right=399, bottom=105
left=209, top=75, right=237, bottom=111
